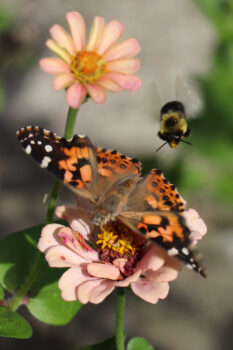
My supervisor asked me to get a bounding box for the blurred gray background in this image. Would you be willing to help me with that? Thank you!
[0,0,232,349]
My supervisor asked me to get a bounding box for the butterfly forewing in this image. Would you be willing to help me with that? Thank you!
[16,126,99,202]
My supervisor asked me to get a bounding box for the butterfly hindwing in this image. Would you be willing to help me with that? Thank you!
[120,169,206,277]
[97,147,142,177]
[96,147,142,197]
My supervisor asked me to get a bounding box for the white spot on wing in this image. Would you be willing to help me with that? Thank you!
[37,141,42,145]
[25,145,32,154]
[186,264,193,269]
[182,247,189,255]
[45,144,53,152]
[30,140,35,144]
[167,247,179,256]
[78,134,86,138]
[40,156,52,168]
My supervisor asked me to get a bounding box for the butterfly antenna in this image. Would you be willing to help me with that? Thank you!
[180,139,192,146]
[156,141,168,152]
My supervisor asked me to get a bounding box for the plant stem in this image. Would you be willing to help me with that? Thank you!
[46,107,79,223]
[9,107,79,311]
[115,288,126,350]
[64,106,79,139]
[8,252,44,311]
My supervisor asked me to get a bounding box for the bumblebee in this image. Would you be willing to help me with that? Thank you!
[157,100,191,151]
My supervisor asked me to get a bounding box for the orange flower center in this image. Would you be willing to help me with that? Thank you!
[70,51,107,84]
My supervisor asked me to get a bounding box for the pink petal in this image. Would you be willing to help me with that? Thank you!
[115,269,142,287]
[77,279,115,304]
[113,258,128,274]
[97,20,124,55]
[66,83,87,108]
[97,76,122,92]
[131,279,169,304]
[39,58,70,74]
[66,11,86,51]
[77,279,104,304]
[89,280,115,304]
[107,58,141,74]
[45,39,72,64]
[57,226,99,261]
[87,262,122,280]
[86,84,107,104]
[50,24,75,55]
[184,209,207,243]
[104,73,142,91]
[86,16,105,51]
[190,231,203,244]
[38,224,64,252]
[45,245,88,268]
[53,73,74,90]
[135,244,165,272]
[104,38,141,62]
[145,266,179,283]
[55,205,94,241]
[58,267,93,301]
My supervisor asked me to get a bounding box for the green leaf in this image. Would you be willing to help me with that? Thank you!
[127,337,155,350]
[0,306,32,338]
[0,224,44,292]
[77,336,116,350]
[0,284,4,300]
[28,262,82,325]
[0,223,82,325]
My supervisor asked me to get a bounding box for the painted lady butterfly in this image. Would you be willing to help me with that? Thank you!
[17,126,206,277]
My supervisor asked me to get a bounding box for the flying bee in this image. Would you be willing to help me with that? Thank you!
[157,100,191,152]
[150,76,203,152]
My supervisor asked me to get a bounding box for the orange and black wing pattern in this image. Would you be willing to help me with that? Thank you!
[96,147,142,196]
[16,126,99,201]
[97,147,142,177]
[121,169,206,277]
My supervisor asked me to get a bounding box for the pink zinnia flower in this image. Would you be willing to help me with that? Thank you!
[38,205,207,305]
[40,11,142,108]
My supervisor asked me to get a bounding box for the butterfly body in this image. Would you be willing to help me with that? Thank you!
[17,126,206,277]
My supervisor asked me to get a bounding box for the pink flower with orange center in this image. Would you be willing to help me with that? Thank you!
[38,205,207,305]
[39,11,142,108]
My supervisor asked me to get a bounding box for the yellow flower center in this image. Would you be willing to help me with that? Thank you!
[70,50,108,84]
[96,224,137,256]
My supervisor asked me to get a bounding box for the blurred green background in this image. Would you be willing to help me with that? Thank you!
[0,1,232,350]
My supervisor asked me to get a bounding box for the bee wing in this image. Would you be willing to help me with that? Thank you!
[141,80,161,123]
[175,76,203,118]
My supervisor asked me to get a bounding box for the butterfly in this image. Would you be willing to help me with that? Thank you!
[17,126,206,277]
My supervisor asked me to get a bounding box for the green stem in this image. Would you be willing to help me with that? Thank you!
[46,107,79,223]
[63,106,79,139]
[115,288,126,350]
[8,253,44,311]
[9,107,79,311]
